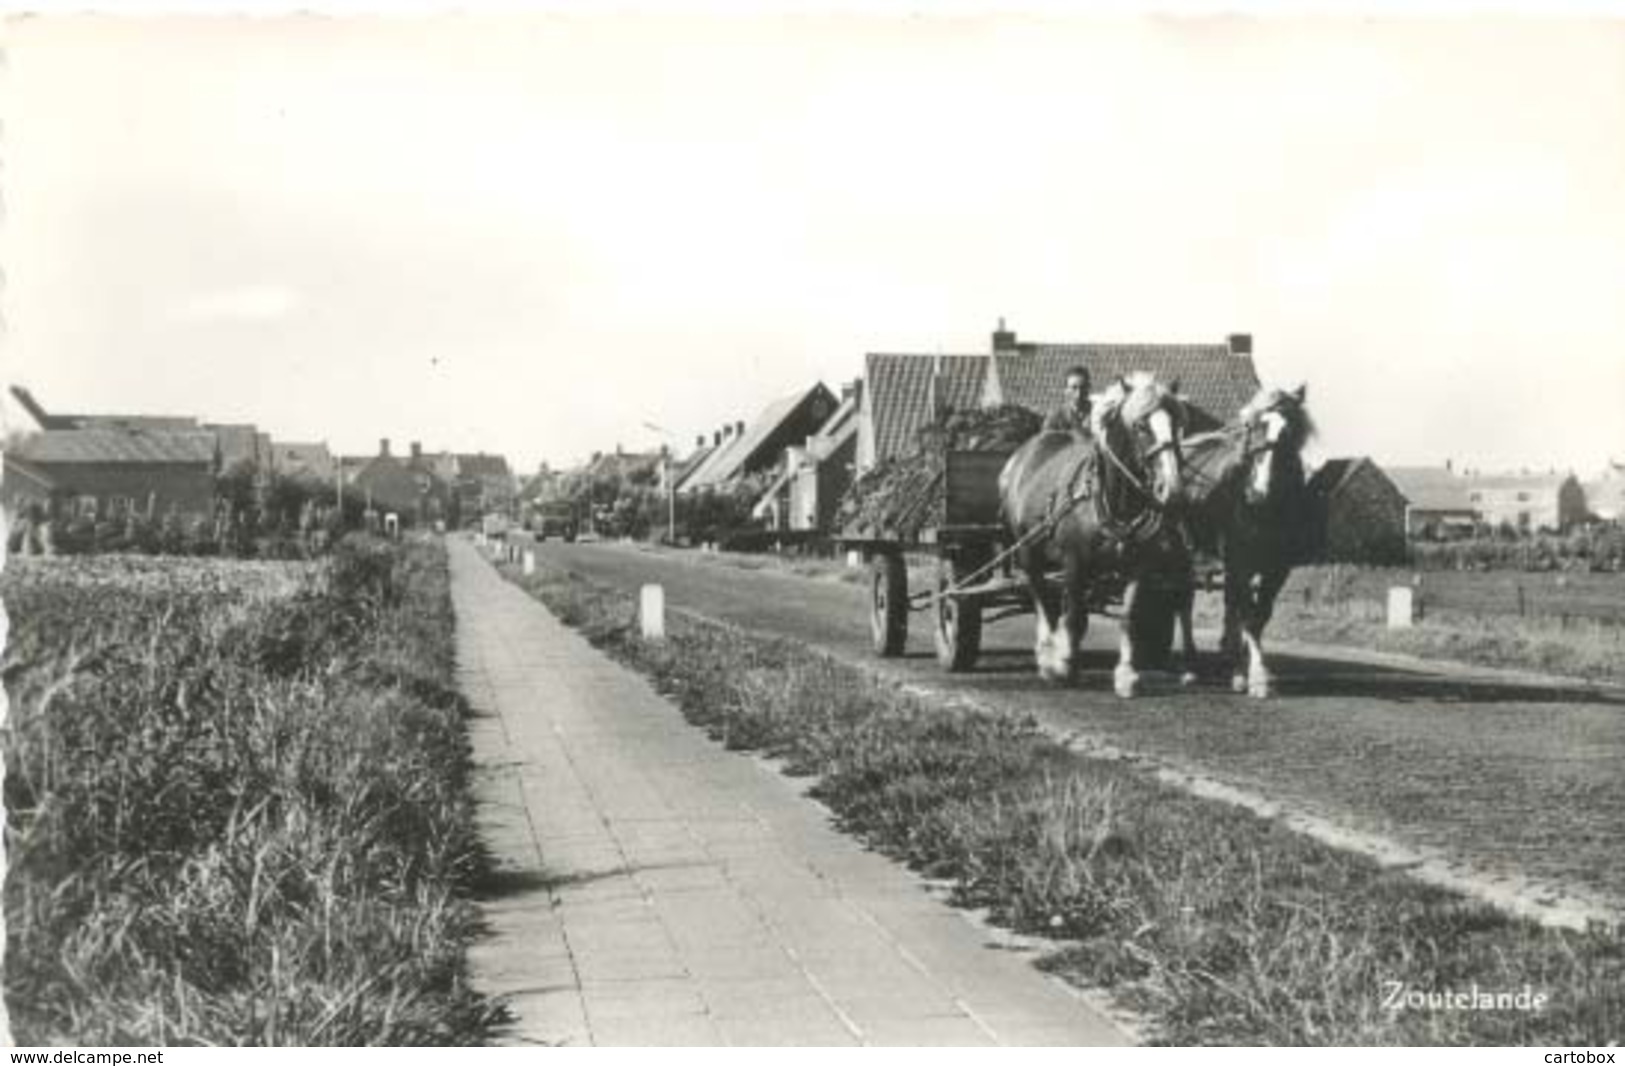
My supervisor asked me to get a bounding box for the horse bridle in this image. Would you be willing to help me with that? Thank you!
[1098,404,1180,502]
[1179,415,1277,498]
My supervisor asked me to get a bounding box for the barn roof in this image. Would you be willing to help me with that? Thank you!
[1308,458,1360,497]
[12,429,218,466]
[1386,466,1476,512]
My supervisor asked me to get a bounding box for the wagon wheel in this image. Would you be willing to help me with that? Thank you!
[935,551,985,672]
[870,551,908,657]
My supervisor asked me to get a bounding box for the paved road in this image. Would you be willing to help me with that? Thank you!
[451,539,1130,1046]
[528,539,1625,923]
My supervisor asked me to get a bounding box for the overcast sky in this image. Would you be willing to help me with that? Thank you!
[2,12,1622,475]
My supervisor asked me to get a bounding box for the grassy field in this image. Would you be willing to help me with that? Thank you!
[498,552,1624,1045]
[2,538,501,1045]
[1202,566,1625,685]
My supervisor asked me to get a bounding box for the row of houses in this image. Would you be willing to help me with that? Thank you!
[575,321,1264,537]
[1,386,516,529]
[578,321,1619,558]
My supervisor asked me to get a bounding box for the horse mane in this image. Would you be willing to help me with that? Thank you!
[1238,386,1315,450]
[1091,371,1182,438]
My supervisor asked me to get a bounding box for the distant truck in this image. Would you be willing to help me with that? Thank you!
[530,503,579,543]
[481,513,512,539]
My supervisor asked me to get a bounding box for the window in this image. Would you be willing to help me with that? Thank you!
[1516,491,1530,502]
[77,495,98,519]
[1469,492,1481,502]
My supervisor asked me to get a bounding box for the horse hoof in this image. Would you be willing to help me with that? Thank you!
[1114,667,1140,699]
[1248,678,1274,700]
[1230,674,1248,694]
[1180,672,1199,688]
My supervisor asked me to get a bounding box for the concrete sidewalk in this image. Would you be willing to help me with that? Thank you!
[450,539,1130,1047]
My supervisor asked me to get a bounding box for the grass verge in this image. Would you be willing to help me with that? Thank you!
[2,537,502,1045]
[1187,572,1625,686]
[497,552,1623,1046]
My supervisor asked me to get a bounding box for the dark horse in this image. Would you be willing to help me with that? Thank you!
[1161,384,1314,697]
[998,373,1187,698]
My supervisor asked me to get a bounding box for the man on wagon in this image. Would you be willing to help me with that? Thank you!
[1043,365,1093,437]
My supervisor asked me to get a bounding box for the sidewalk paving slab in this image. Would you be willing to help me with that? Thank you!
[450,539,1130,1048]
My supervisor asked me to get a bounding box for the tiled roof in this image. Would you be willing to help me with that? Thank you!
[865,354,989,464]
[986,345,1260,434]
[273,441,332,466]
[1463,473,1574,493]
[1386,467,1476,512]
[13,429,217,465]
[1308,458,1359,498]
[682,383,836,492]
[457,453,512,479]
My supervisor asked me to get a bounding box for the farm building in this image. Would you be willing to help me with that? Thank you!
[751,380,862,532]
[678,382,838,495]
[455,452,518,516]
[857,322,1261,471]
[270,441,336,484]
[1463,472,1587,534]
[349,439,454,527]
[1385,467,1479,538]
[1306,457,1409,563]
[1582,460,1625,522]
[9,385,200,432]
[2,428,218,519]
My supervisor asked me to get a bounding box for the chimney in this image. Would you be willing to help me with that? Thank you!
[410,441,422,461]
[735,420,745,437]
[713,430,722,447]
[379,438,390,457]
[695,435,706,448]
[992,317,1017,353]
[1446,458,1453,474]
[1227,333,1253,357]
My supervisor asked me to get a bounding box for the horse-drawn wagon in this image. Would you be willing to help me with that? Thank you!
[835,378,1187,680]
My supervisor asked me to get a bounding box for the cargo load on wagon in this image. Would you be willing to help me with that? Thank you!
[835,404,1042,541]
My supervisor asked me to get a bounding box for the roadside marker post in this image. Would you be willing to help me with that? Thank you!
[640,584,666,642]
[1387,586,1415,629]
[846,550,863,569]
[523,550,535,576]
